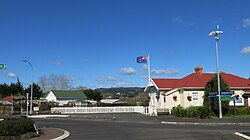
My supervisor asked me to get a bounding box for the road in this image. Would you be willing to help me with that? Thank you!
[34,113,249,140]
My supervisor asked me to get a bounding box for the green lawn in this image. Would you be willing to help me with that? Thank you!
[210,114,250,119]
[223,114,250,118]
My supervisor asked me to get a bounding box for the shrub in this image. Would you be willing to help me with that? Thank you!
[186,107,199,118]
[21,132,39,139]
[171,105,186,117]
[228,107,250,115]
[0,118,35,136]
[198,106,212,119]
[171,105,211,119]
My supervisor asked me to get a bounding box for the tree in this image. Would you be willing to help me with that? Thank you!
[24,83,43,99]
[38,75,48,92]
[9,78,24,96]
[0,83,10,98]
[38,74,72,92]
[0,81,24,98]
[83,89,102,101]
[203,74,230,116]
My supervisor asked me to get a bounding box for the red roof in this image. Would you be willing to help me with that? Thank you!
[0,95,25,101]
[152,72,250,90]
[153,78,179,89]
[244,90,250,93]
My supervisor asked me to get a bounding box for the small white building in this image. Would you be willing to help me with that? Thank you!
[44,90,87,106]
[145,66,250,115]
[100,99,120,104]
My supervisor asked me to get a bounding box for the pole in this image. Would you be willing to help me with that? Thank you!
[22,60,34,115]
[26,93,29,117]
[209,25,223,118]
[147,54,151,82]
[30,67,34,115]
[215,40,222,118]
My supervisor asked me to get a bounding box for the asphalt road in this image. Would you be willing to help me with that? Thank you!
[34,113,249,140]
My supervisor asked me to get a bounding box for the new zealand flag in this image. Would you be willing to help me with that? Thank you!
[136,56,148,63]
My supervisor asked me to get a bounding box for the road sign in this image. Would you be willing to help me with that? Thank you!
[0,64,7,70]
[221,91,234,96]
[208,91,234,99]
[221,96,234,101]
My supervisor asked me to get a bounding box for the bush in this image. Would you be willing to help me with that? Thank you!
[198,106,212,119]
[228,107,250,115]
[171,105,186,117]
[21,132,39,139]
[171,105,211,119]
[0,118,35,136]
[209,99,230,117]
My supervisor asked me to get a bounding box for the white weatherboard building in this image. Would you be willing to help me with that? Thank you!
[44,90,87,106]
[145,66,250,115]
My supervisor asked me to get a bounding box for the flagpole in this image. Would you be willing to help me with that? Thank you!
[147,54,151,82]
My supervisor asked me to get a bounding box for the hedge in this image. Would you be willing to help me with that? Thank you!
[0,118,35,136]
[228,107,250,115]
[171,105,211,119]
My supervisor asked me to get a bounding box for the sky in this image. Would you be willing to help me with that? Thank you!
[0,0,250,89]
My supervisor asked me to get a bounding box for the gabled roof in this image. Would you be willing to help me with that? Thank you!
[0,95,25,101]
[51,90,87,99]
[152,72,250,90]
[152,79,179,89]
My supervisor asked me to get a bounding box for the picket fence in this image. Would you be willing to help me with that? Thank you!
[51,106,147,114]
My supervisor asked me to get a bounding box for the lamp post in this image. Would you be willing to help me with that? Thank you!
[209,25,223,118]
[26,93,29,117]
[22,60,34,115]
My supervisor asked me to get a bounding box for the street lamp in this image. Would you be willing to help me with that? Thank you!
[26,93,29,117]
[22,60,34,115]
[209,25,223,118]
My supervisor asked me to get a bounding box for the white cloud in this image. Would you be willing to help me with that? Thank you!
[152,68,178,75]
[120,67,136,75]
[172,16,183,24]
[241,46,250,54]
[96,76,123,85]
[243,18,250,28]
[7,72,17,78]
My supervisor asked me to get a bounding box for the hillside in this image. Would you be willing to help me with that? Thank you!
[95,87,145,97]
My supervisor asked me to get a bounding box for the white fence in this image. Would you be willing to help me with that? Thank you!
[51,106,147,114]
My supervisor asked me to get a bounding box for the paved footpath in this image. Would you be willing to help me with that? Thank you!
[30,128,64,140]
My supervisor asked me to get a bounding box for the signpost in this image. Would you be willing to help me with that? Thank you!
[208,91,235,115]
[208,91,234,99]
[0,64,7,70]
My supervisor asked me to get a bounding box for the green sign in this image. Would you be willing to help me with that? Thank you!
[221,96,234,101]
[0,64,7,70]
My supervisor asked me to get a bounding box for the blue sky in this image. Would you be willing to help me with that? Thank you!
[0,0,250,88]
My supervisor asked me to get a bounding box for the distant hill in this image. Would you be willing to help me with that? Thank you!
[95,87,145,97]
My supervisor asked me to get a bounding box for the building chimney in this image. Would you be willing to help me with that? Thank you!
[195,66,203,75]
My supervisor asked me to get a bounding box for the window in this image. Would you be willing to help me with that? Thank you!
[192,92,198,100]
[192,92,199,106]
[164,96,166,103]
